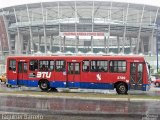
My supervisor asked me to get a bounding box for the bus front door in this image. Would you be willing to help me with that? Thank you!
[17,62,28,85]
[67,62,81,88]
[130,63,143,90]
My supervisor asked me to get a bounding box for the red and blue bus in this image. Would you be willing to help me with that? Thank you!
[6,55,150,94]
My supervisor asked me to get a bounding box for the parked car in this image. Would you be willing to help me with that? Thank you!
[154,79,160,87]
[150,75,156,83]
[0,73,7,83]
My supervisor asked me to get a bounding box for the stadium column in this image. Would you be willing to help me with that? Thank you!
[75,36,79,53]
[91,1,94,53]
[63,36,65,52]
[117,36,120,53]
[140,38,144,54]
[59,36,62,52]
[50,35,53,52]
[104,35,106,53]
[15,33,23,54]
[149,36,156,55]
[41,2,47,54]
[122,3,129,54]
[13,7,22,55]
[107,27,110,54]
[129,37,133,53]
[91,36,93,52]
[136,5,145,54]
[38,34,41,52]
[26,4,34,54]
[150,8,159,55]
[2,8,11,54]
[104,31,110,54]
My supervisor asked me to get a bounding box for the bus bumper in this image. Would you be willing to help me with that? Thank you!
[142,84,151,91]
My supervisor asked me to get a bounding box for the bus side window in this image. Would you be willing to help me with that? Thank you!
[39,60,49,71]
[109,60,126,73]
[29,60,38,71]
[55,60,65,72]
[9,60,16,71]
[90,60,108,72]
[82,60,90,72]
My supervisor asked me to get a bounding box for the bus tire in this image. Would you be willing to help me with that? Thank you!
[39,80,50,91]
[116,83,128,95]
[6,84,11,88]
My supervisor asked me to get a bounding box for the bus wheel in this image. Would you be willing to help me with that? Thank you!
[6,84,12,88]
[116,83,128,95]
[39,80,50,91]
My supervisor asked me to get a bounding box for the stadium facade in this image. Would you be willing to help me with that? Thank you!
[0,0,160,55]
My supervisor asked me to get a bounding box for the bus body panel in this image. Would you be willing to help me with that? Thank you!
[6,55,150,91]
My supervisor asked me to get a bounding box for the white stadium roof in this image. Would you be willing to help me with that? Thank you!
[0,0,160,9]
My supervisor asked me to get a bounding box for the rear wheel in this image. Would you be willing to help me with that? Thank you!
[6,84,12,88]
[116,83,128,95]
[39,80,50,91]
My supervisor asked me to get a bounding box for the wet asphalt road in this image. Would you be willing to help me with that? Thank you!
[0,83,159,120]
[0,96,160,120]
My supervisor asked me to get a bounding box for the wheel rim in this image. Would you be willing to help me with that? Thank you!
[119,85,126,93]
[41,82,47,89]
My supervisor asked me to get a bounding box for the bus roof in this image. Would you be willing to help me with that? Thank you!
[7,55,145,60]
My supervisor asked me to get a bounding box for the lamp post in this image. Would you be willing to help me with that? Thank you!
[156,33,159,73]
[156,17,160,73]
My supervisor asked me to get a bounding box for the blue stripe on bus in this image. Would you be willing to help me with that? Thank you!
[128,84,150,91]
[7,79,114,89]
[7,79,150,91]
[7,79,38,87]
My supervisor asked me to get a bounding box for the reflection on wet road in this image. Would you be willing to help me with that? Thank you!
[0,83,160,120]
[0,96,159,120]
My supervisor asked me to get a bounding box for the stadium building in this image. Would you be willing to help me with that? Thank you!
[0,0,160,56]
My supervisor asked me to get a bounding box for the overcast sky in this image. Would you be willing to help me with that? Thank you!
[0,0,160,8]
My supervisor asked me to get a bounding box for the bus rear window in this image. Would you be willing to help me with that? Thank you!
[9,60,16,71]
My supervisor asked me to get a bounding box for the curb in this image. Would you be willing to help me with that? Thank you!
[0,92,160,102]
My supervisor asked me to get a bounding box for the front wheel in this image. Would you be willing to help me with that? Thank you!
[39,80,50,91]
[116,83,128,95]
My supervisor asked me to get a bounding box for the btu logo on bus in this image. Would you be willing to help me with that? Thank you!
[37,72,51,78]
